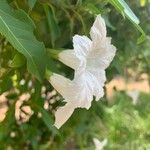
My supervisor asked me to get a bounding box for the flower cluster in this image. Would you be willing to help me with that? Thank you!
[49,15,116,129]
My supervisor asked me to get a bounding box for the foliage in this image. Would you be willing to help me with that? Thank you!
[0,0,47,81]
[0,0,149,149]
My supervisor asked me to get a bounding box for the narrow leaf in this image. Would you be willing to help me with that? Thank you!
[43,4,60,47]
[109,0,145,43]
[28,0,37,10]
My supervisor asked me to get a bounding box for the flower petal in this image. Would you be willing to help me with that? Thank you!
[90,15,106,42]
[59,50,80,70]
[49,73,71,98]
[54,102,75,129]
[73,35,92,57]
[88,68,106,85]
[88,68,106,100]
[73,72,96,109]
[87,38,116,70]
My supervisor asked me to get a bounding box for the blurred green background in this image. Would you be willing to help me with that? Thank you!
[0,0,150,149]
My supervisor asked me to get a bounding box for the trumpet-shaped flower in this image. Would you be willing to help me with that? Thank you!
[59,15,116,73]
[50,72,105,129]
[59,15,116,100]
[50,15,116,128]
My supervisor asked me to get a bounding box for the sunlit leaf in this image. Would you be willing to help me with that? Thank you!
[140,0,146,7]
[109,0,145,43]
[10,53,26,68]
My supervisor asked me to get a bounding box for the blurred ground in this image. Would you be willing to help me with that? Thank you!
[106,73,150,99]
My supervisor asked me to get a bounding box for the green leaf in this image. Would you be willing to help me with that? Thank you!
[140,0,146,7]
[84,3,101,15]
[28,0,37,10]
[34,104,58,135]
[39,107,55,131]
[109,0,145,43]
[0,0,47,81]
[10,53,26,68]
[39,142,51,150]
[43,4,60,47]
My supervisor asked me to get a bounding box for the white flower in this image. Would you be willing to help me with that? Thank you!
[59,15,116,73]
[50,73,104,129]
[93,138,108,150]
[50,15,116,129]
[59,15,116,100]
